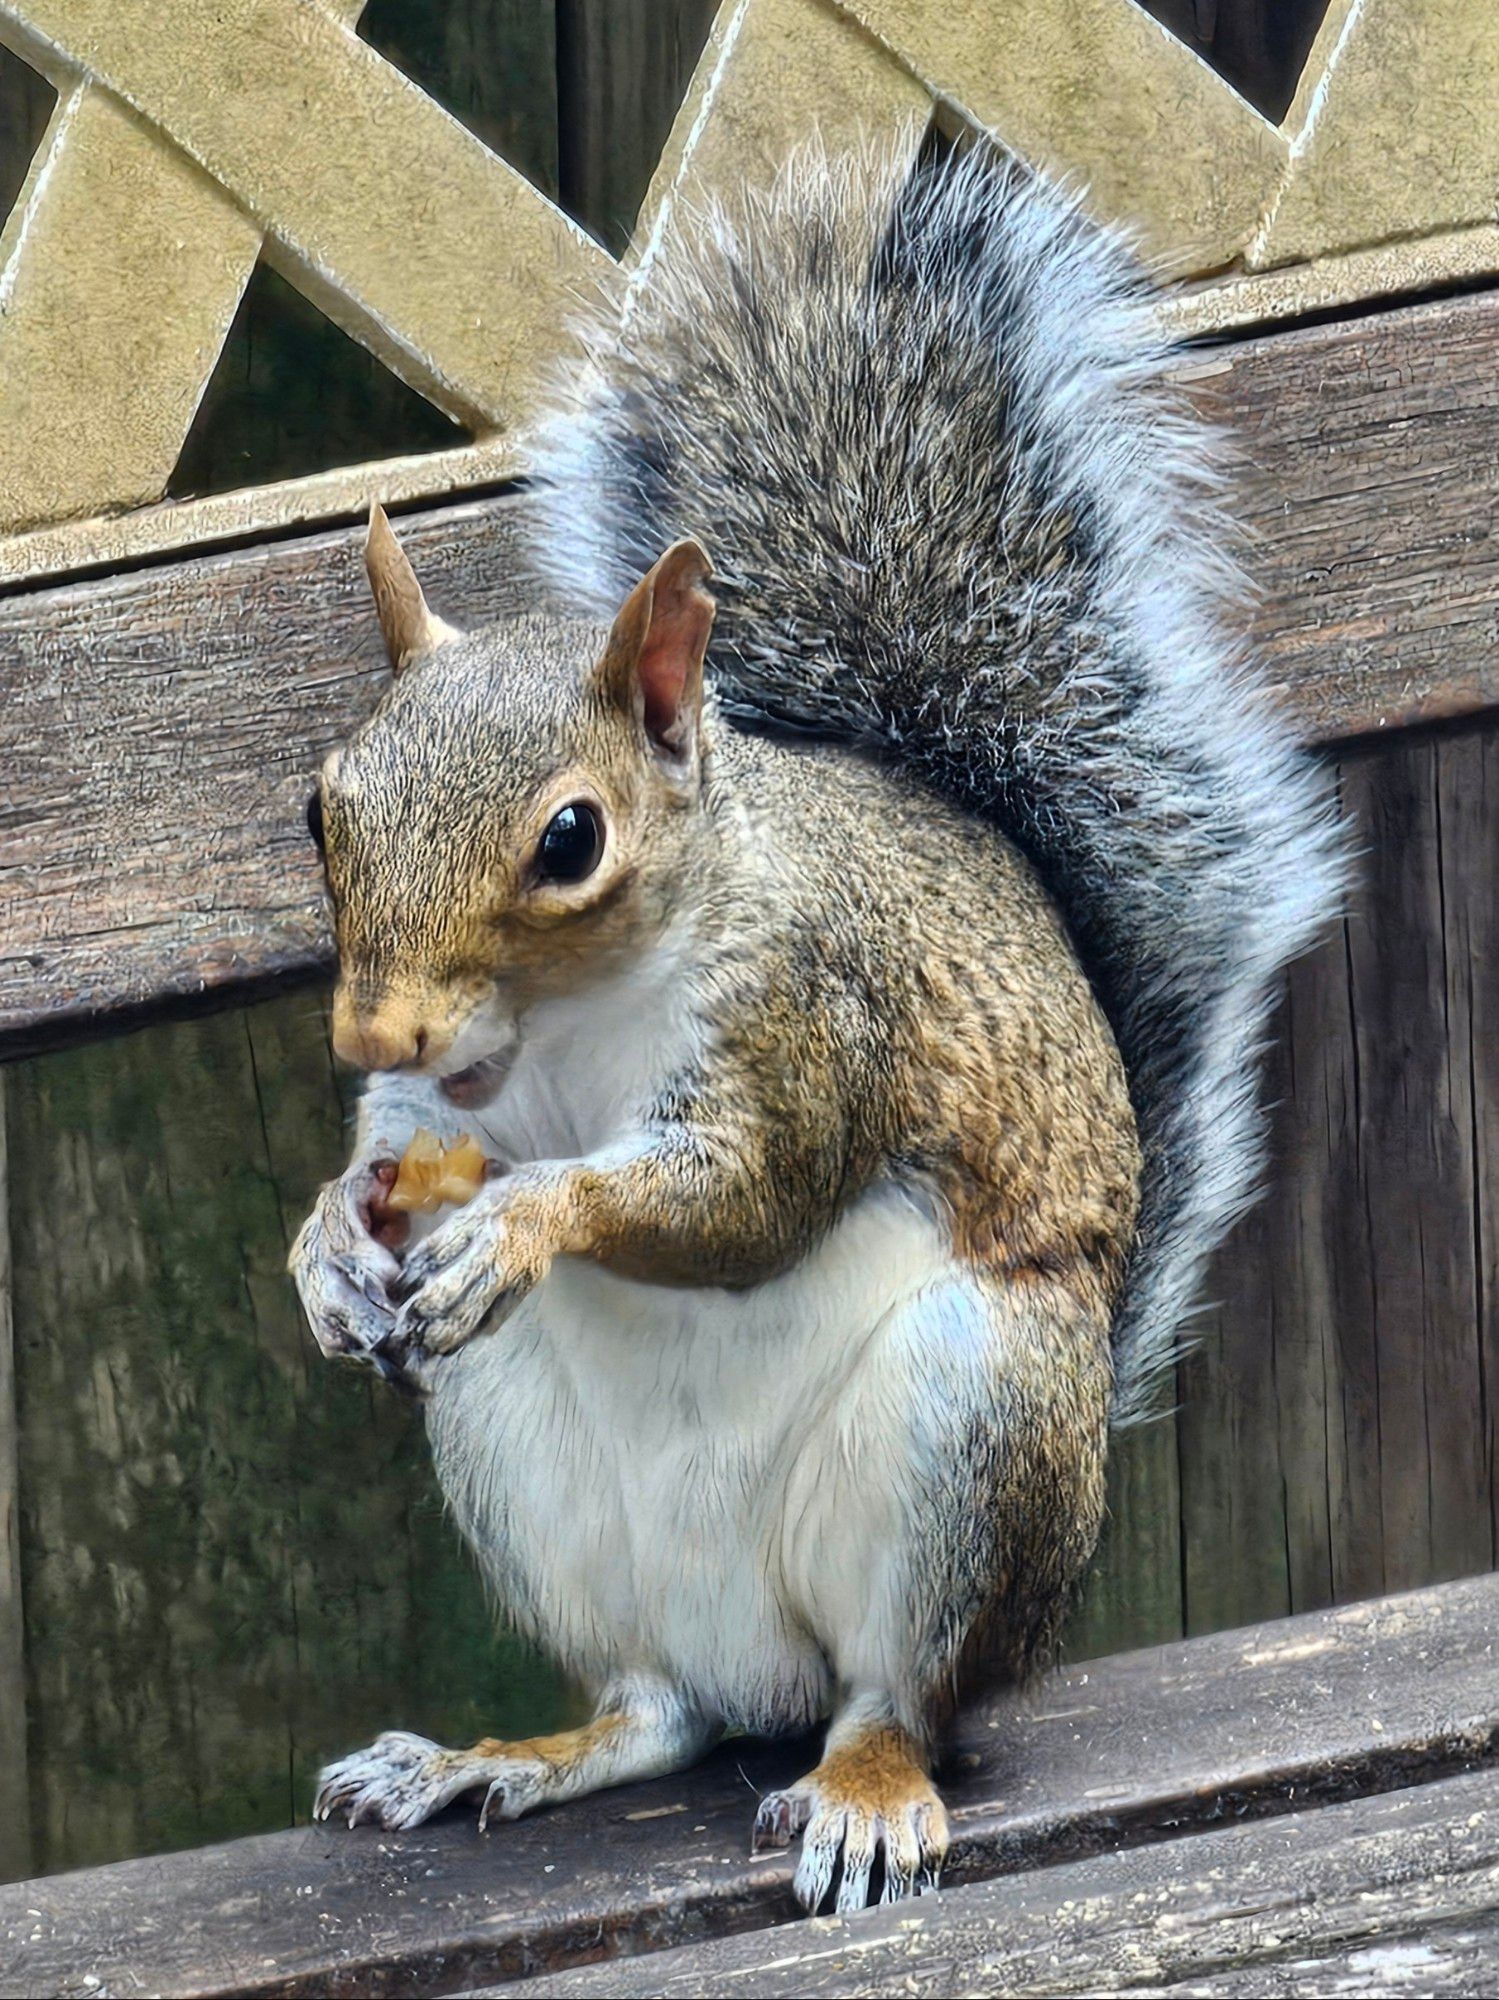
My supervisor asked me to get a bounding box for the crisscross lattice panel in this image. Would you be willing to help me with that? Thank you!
[0,0,1495,579]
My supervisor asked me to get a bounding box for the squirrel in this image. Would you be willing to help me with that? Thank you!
[291,136,1343,1910]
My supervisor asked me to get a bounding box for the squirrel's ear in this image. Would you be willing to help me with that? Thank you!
[600,538,715,760]
[365,503,461,674]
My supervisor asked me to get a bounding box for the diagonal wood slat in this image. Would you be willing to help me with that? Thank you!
[2,0,1498,577]
[0,79,260,536]
[630,0,928,273]
[1,286,1497,1055]
[842,0,1287,271]
[0,0,368,537]
[7,0,610,431]
[1252,0,1499,271]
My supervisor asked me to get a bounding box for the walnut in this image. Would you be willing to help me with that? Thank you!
[386,1129,489,1214]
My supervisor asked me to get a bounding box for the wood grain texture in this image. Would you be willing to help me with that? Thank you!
[1172,723,1499,1639]
[516,1766,1499,1998]
[1224,292,1499,740]
[2,287,1497,1054]
[0,1071,29,1884]
[1060,1408,1182,1661]
[0,493,533,1056]
[2,1575,1496,1996]
[2,991,573,1885]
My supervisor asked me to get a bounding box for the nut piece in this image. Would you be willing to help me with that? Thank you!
[387,1129,489,1214]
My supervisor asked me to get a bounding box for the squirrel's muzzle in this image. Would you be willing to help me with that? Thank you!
[331,986,442,1073]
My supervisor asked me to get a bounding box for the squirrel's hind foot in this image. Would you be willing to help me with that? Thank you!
[315,1692,717,1835]
[753,1721,948,1912]
[313,1730,510,1832]
[312,1725,610,1833]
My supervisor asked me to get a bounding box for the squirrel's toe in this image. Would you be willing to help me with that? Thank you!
[764,1733,949,1912]
[752,1787,810,1853]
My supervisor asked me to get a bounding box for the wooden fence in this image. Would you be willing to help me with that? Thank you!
[2,0,1498,1892]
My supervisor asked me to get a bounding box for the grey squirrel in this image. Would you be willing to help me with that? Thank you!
[291,136,1344,1910]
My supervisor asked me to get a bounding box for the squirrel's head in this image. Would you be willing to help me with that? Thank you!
[312,505,716,1105]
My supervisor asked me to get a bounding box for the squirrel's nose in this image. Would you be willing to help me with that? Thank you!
[331,991,430,1071]
[333,1017,422,1071]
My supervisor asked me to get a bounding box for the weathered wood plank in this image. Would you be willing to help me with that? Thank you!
[2,1576,1496,1998]
[1455,728,1499,1568]
[1347,735,1491,1591]
[1060,1409,1182,1660]
[1222,290,1499,739]
[515,1766,1499,1998]
[1173,726,1499,1636]
[1178,1169,1293,1637]
[1271,760,1387,1614]
[0,1071,29,1885]
[2,993,570,1884]
[1,286,1497,1054]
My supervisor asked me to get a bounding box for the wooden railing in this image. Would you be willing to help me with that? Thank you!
[3,1576,1497,1994]
[5,285,1499,1060]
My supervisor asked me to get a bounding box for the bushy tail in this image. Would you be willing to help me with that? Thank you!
[524,137,1346,1422]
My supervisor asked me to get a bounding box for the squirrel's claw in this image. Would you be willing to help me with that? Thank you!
[393,1193,538,1356]
[752,1788,811,1852]
[392,1273,531,1358]
[753,1772,948,1912]
[290,1163,414,1377]
[333,1248,401,1312]
[394,1197,491,1296]
[314,1731,473,1831]
[366,1338,433,1400]
[291,1235,397,1361]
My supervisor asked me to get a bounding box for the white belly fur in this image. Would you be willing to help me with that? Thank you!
[421,942,965,1734]
[425,1187,957,1735]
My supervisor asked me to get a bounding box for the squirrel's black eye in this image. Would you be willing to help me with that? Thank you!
[306,789,325,852]
[536,802,603,884]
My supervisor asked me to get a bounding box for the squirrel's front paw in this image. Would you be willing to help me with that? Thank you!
[394,1183,547,1356]
[290,1161,405,1363]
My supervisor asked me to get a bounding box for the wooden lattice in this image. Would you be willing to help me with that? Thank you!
[1,0,1495,578]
